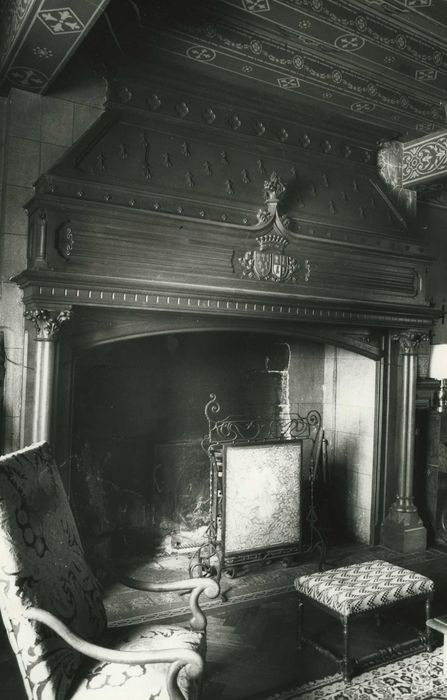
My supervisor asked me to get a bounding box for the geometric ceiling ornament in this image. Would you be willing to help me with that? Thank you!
[405,0,432,6]
[6,66,48,89]
[186,46,217,62]
[37,8,84,34]
[242,0,270,12]
[0,0,111,95]
[415,68,438,81]
[334,34,365,52]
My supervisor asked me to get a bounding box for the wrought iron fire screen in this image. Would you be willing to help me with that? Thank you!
[191,393,326,578]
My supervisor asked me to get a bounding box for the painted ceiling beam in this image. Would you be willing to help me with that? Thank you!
[402,129,447,188]
[0,0,111,95]
[379,129,447,193]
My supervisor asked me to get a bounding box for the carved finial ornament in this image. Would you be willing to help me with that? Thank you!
[392,330,429,355]
[25,309,72,340]
[264,171,285,202]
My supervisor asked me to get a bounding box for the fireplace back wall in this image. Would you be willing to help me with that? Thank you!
[71,331,376,561]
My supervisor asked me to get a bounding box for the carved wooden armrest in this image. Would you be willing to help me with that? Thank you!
[104,562,220,631]
[24,607,202,700]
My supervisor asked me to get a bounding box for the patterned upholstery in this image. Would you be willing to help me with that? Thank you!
[294,560,434,617]
[72,623,204,700]
[0,443,206,700]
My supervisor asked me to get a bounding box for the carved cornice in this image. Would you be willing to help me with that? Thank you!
[24,308,72,340]
[14,272,441,330]
[392,330,430,355]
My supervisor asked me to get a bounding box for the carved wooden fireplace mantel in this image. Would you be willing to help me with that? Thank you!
[13,71,442,553]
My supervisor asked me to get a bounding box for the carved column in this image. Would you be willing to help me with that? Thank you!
[382,330,428,552]
[25,308,72,444]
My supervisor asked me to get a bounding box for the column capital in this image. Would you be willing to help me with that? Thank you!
[392,330,430,355]
[25,308,72,341]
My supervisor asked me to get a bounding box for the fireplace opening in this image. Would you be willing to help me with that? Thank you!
[70,331,378,567]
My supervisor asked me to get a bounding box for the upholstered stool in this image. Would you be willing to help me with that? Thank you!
[295,559,434,681]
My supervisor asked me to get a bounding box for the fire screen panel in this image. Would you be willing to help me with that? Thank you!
[223,441,302,559]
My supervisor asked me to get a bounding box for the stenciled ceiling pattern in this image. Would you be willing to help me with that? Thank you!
[0,0,110,94]
[118,0,447,137]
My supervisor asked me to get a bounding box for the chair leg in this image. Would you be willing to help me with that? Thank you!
[297,597,303,651]
[342,616,350,682]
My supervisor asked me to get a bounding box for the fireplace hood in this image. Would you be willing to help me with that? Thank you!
[13,71,439,332]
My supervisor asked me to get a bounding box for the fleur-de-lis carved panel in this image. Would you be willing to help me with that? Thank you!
[57,113,407,239]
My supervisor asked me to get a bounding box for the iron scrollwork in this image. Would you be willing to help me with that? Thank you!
[189,394,327,580]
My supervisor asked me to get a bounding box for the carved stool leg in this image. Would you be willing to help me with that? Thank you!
[342,616,350,682]
[425,597,434,652]
[297,598,303,651]
[443,640,447,677]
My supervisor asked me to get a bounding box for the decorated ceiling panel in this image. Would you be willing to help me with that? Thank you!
[0,0,110,94]
[102,0,447,137]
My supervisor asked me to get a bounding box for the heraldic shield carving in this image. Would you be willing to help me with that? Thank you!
[239,233,300,283]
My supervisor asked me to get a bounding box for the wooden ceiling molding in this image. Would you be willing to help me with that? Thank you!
[0,0,111,95]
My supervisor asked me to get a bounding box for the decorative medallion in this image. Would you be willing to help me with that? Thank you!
[277,76,300,89]
[57,223,74,260]
[415,68,438,81]
[147,94,161,110]
[186,45,216,62]
[334,34,365,51]
[242,0,270,12]
[405,0,432,6]
[37,8,84,34]
[239,234,299,283]
[351,102,375,112]
[176,101,190,117]
[203,107,216,124]
[7,66,47,88]
[33,46,53,59]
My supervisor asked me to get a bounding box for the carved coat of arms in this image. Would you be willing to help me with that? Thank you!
[239,233,299,283]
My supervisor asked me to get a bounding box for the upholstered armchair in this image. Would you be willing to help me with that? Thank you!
[0,442,219,700]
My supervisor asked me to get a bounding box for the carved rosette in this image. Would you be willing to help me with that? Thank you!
[392,330,429,355]
[25,309,72,340]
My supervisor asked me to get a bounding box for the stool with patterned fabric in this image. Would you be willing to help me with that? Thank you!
[294,559,434,681]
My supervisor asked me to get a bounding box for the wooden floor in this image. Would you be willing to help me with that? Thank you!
[3,544,447,700]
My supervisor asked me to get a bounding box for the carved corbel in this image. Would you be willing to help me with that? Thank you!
[392,330,429,355]
[25,308,72,341]
[377,141,416,219]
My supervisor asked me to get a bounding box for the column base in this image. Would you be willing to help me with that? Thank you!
[381,506,427,553]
